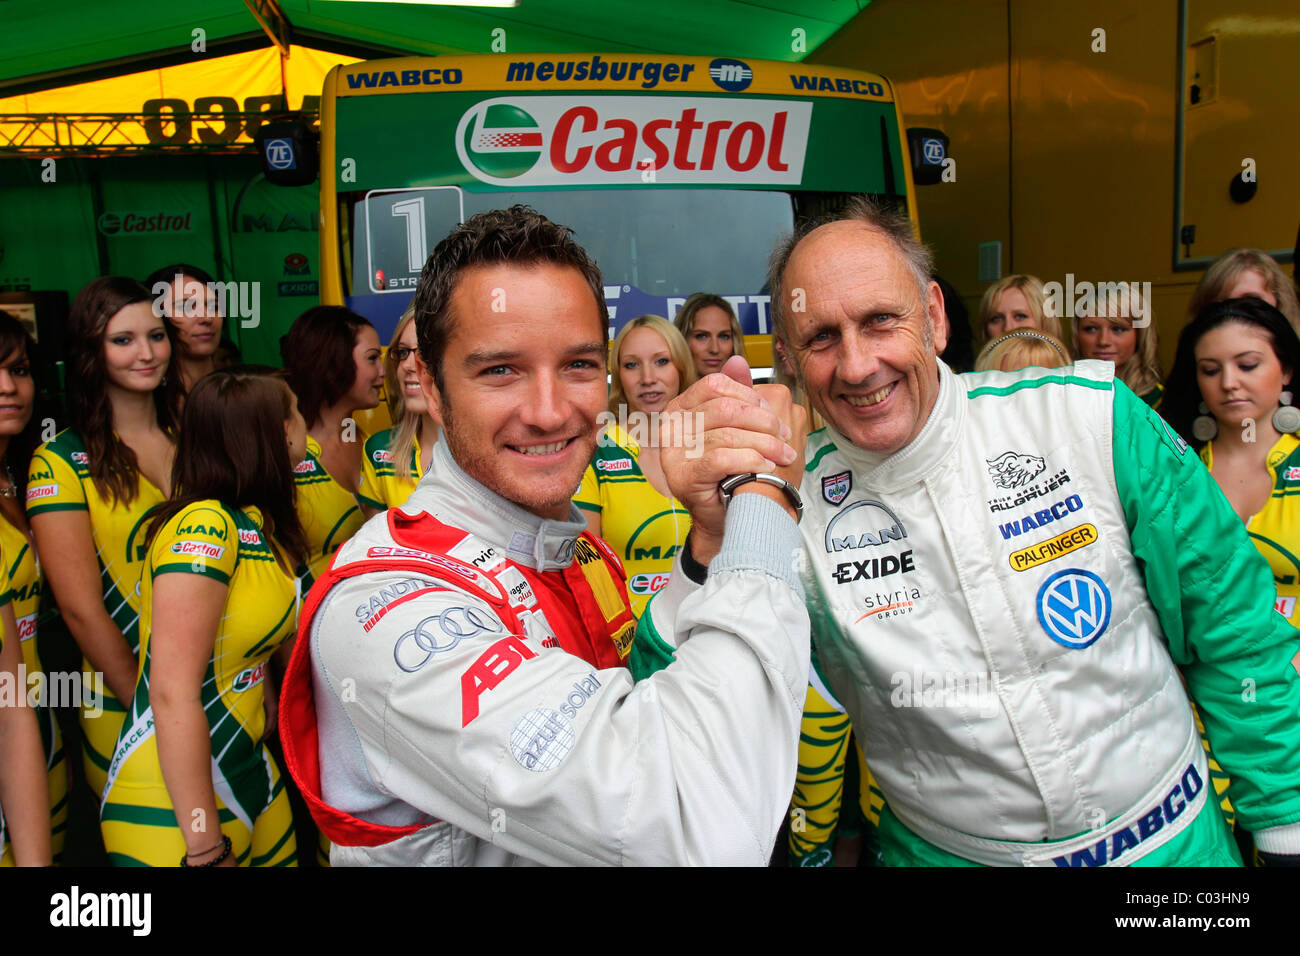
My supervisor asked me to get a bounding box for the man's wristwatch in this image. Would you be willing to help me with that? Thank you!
[718,472,803,520]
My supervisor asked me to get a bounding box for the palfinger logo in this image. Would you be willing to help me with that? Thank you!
[459,102,544,180]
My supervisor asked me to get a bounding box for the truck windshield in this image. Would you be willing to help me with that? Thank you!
[343,186,793,319]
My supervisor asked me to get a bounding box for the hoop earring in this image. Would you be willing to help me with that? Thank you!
[1273,389,1300,434]
[1192,401,1218,442]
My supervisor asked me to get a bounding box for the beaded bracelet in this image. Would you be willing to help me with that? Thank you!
[181,834,232,868]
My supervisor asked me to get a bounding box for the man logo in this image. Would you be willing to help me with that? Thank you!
[709,58,753,92]
[823,499,907,553]
[986,451,1046,489]
[457,102,544,180]
[1037,568,1111,649]
[822,470,851,506]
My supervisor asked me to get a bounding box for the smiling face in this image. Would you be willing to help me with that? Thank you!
[346,324,384,411]
[1195,321,1290,432]
[1075,315,1137,366]
[618,325,681,415]
[985,287,1037,339]
[0,345,35,437]
[687,305,735,376]
[103,301,170,394]
[781,221,947,455]
[420,262,608,520]
[158,274,223,360]
[393,320,426,415]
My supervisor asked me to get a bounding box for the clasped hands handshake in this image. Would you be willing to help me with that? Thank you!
[659,356,807,565]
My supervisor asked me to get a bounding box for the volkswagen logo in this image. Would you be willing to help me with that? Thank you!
[1036,568,1111,649]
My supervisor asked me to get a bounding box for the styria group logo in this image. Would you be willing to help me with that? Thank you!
[458,102,544,180]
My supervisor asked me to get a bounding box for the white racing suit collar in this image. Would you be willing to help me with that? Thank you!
[823,359,963,493]
[400,439,589,571]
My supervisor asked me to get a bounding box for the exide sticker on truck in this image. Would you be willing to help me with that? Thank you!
[455,96,812,187]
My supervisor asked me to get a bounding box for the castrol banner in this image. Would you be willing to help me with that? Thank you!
[454,97,811,187]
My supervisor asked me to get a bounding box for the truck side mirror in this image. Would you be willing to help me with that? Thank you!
[255,120,319,187]
[907,128,949,186]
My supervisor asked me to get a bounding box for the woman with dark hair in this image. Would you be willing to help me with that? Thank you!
[100,368,307,867]
[144,263,240,393]
[27,277,179,801]
[0,312,69,866]
[1150,296,1300,837]
[358,305,439,517]
[281,306,382,579]
[0,553,50,866]
[1165,297,1300,631]
[673,293,747,377]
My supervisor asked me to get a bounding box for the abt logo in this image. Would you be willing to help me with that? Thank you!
[461,635,537,726]
[456,96,811,187]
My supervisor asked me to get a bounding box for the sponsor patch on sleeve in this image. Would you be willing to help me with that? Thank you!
[25,484,59,502]
[170,540,226,559]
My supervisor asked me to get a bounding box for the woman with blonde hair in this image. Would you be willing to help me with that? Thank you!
[576,315,695,619]
[358,305,439,517]
[1188,248,1300,337]
[1072,285,1164,407]
[978,274,1062,342]
[975,329,1072,373]
[673,293,747,377]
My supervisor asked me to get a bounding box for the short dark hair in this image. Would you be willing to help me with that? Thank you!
[0,310,42,501]
[280,305,375,428]
[144,262,215,293]
[768,195,932,341]
[411,205,608,390]
[1164,296,1300,449]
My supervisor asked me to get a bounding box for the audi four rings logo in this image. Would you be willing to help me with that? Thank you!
[393,606,502,672]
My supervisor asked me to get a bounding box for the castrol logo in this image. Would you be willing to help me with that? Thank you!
[455,96,811,187]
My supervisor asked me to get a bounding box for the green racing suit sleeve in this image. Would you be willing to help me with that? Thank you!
[1112,379,1300,851]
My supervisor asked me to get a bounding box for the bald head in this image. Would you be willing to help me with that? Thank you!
[768,196,933,343]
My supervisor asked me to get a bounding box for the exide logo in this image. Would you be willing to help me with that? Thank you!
[455,96,811,188]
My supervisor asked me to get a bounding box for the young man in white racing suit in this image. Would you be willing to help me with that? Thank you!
[279,206,811,866]
[758,197,1300,866]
